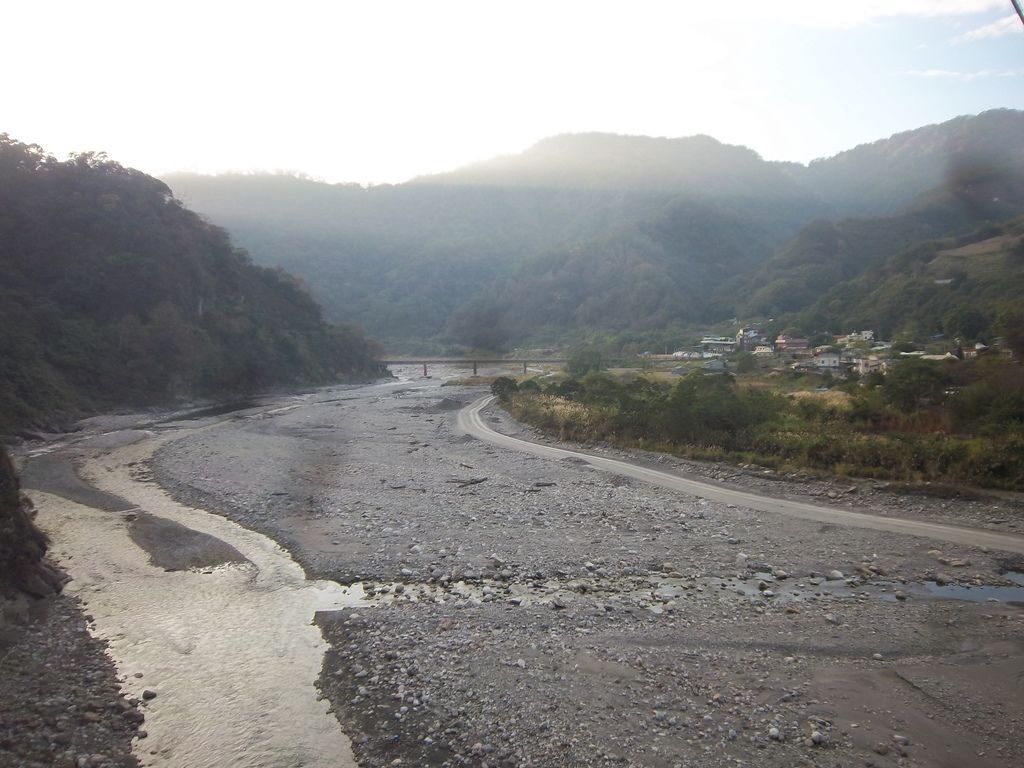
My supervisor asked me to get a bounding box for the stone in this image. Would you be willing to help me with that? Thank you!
[141,690,157,701]
[826,570,844,581]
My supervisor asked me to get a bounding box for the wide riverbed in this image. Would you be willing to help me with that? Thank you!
[24,369,1024,768]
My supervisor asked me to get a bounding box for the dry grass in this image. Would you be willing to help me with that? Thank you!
[937,234,1013,258]
[788,389,853,410]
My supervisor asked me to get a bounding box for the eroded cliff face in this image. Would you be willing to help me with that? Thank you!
[1,448,65,623]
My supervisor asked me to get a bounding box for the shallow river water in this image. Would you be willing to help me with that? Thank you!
[34,431,365,768]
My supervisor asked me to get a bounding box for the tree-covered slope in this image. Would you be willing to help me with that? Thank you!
[793,215,1024,343]
[0,135,383,433]
[161,111,1024,351]
[445,199,778,349]
[785,109,1024,217]
[164,146,828,349]
[734,162,1024,323]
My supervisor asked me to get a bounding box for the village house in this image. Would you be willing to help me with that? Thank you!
[961,342,988,359]
[753,344,775,357]
[836,330,875,346]
[775,335,809,354]
[812,350,842,371]
[700,336,737,357]
[857,356,889,376]
[735,327,769,351]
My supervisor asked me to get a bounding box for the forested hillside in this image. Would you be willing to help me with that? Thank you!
[165,138,829,349]
[788,214,1024,343]
[786,109,1024,217]
[163,110,1024,352]
[0,135,383,433]
[734,162,1024,324]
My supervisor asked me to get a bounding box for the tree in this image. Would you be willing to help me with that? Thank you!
[732,352,757,373]
[567,345,604,377]
[491,376,519,401]
[883,359,950,411]
[666,372,747,448]
[943,305,988,341]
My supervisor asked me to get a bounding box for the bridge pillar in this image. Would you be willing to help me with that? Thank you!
[473,361,478,376]
[522,361,527,375]
[423,363,428,377]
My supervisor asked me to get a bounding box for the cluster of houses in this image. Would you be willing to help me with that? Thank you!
[664,326,1002,378]
[669,328,893,377]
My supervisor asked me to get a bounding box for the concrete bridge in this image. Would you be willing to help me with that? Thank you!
[381,358,569,376]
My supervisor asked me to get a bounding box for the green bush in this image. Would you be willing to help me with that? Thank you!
[490,376,519,401]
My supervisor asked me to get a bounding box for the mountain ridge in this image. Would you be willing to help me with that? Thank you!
[160,109,1024,351]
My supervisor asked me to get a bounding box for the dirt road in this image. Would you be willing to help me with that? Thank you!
[458,395,1024,555]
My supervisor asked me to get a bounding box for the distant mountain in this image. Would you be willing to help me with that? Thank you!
[785,109,1024,217]
[412,132,813,200]
[162,110,1024,351]
[734,161,1024,339]
[163,133,839,349]
[0,135,382,433]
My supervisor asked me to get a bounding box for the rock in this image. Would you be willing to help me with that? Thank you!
[935,573,952,586]
[141,690,157,701]
[769,726,782,740]
[811,730,826,745]
[826,570,844,581]
[824,613,841,625]
[772,568,788,579]
[894,590,907,601]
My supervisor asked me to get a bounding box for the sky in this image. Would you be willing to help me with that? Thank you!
[3,1,1022,184]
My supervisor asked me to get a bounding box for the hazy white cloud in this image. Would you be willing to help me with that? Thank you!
[907,67,1024,81]
[747,0,1007,27]
[2,0,1021,182]
[953,15,1023,42]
